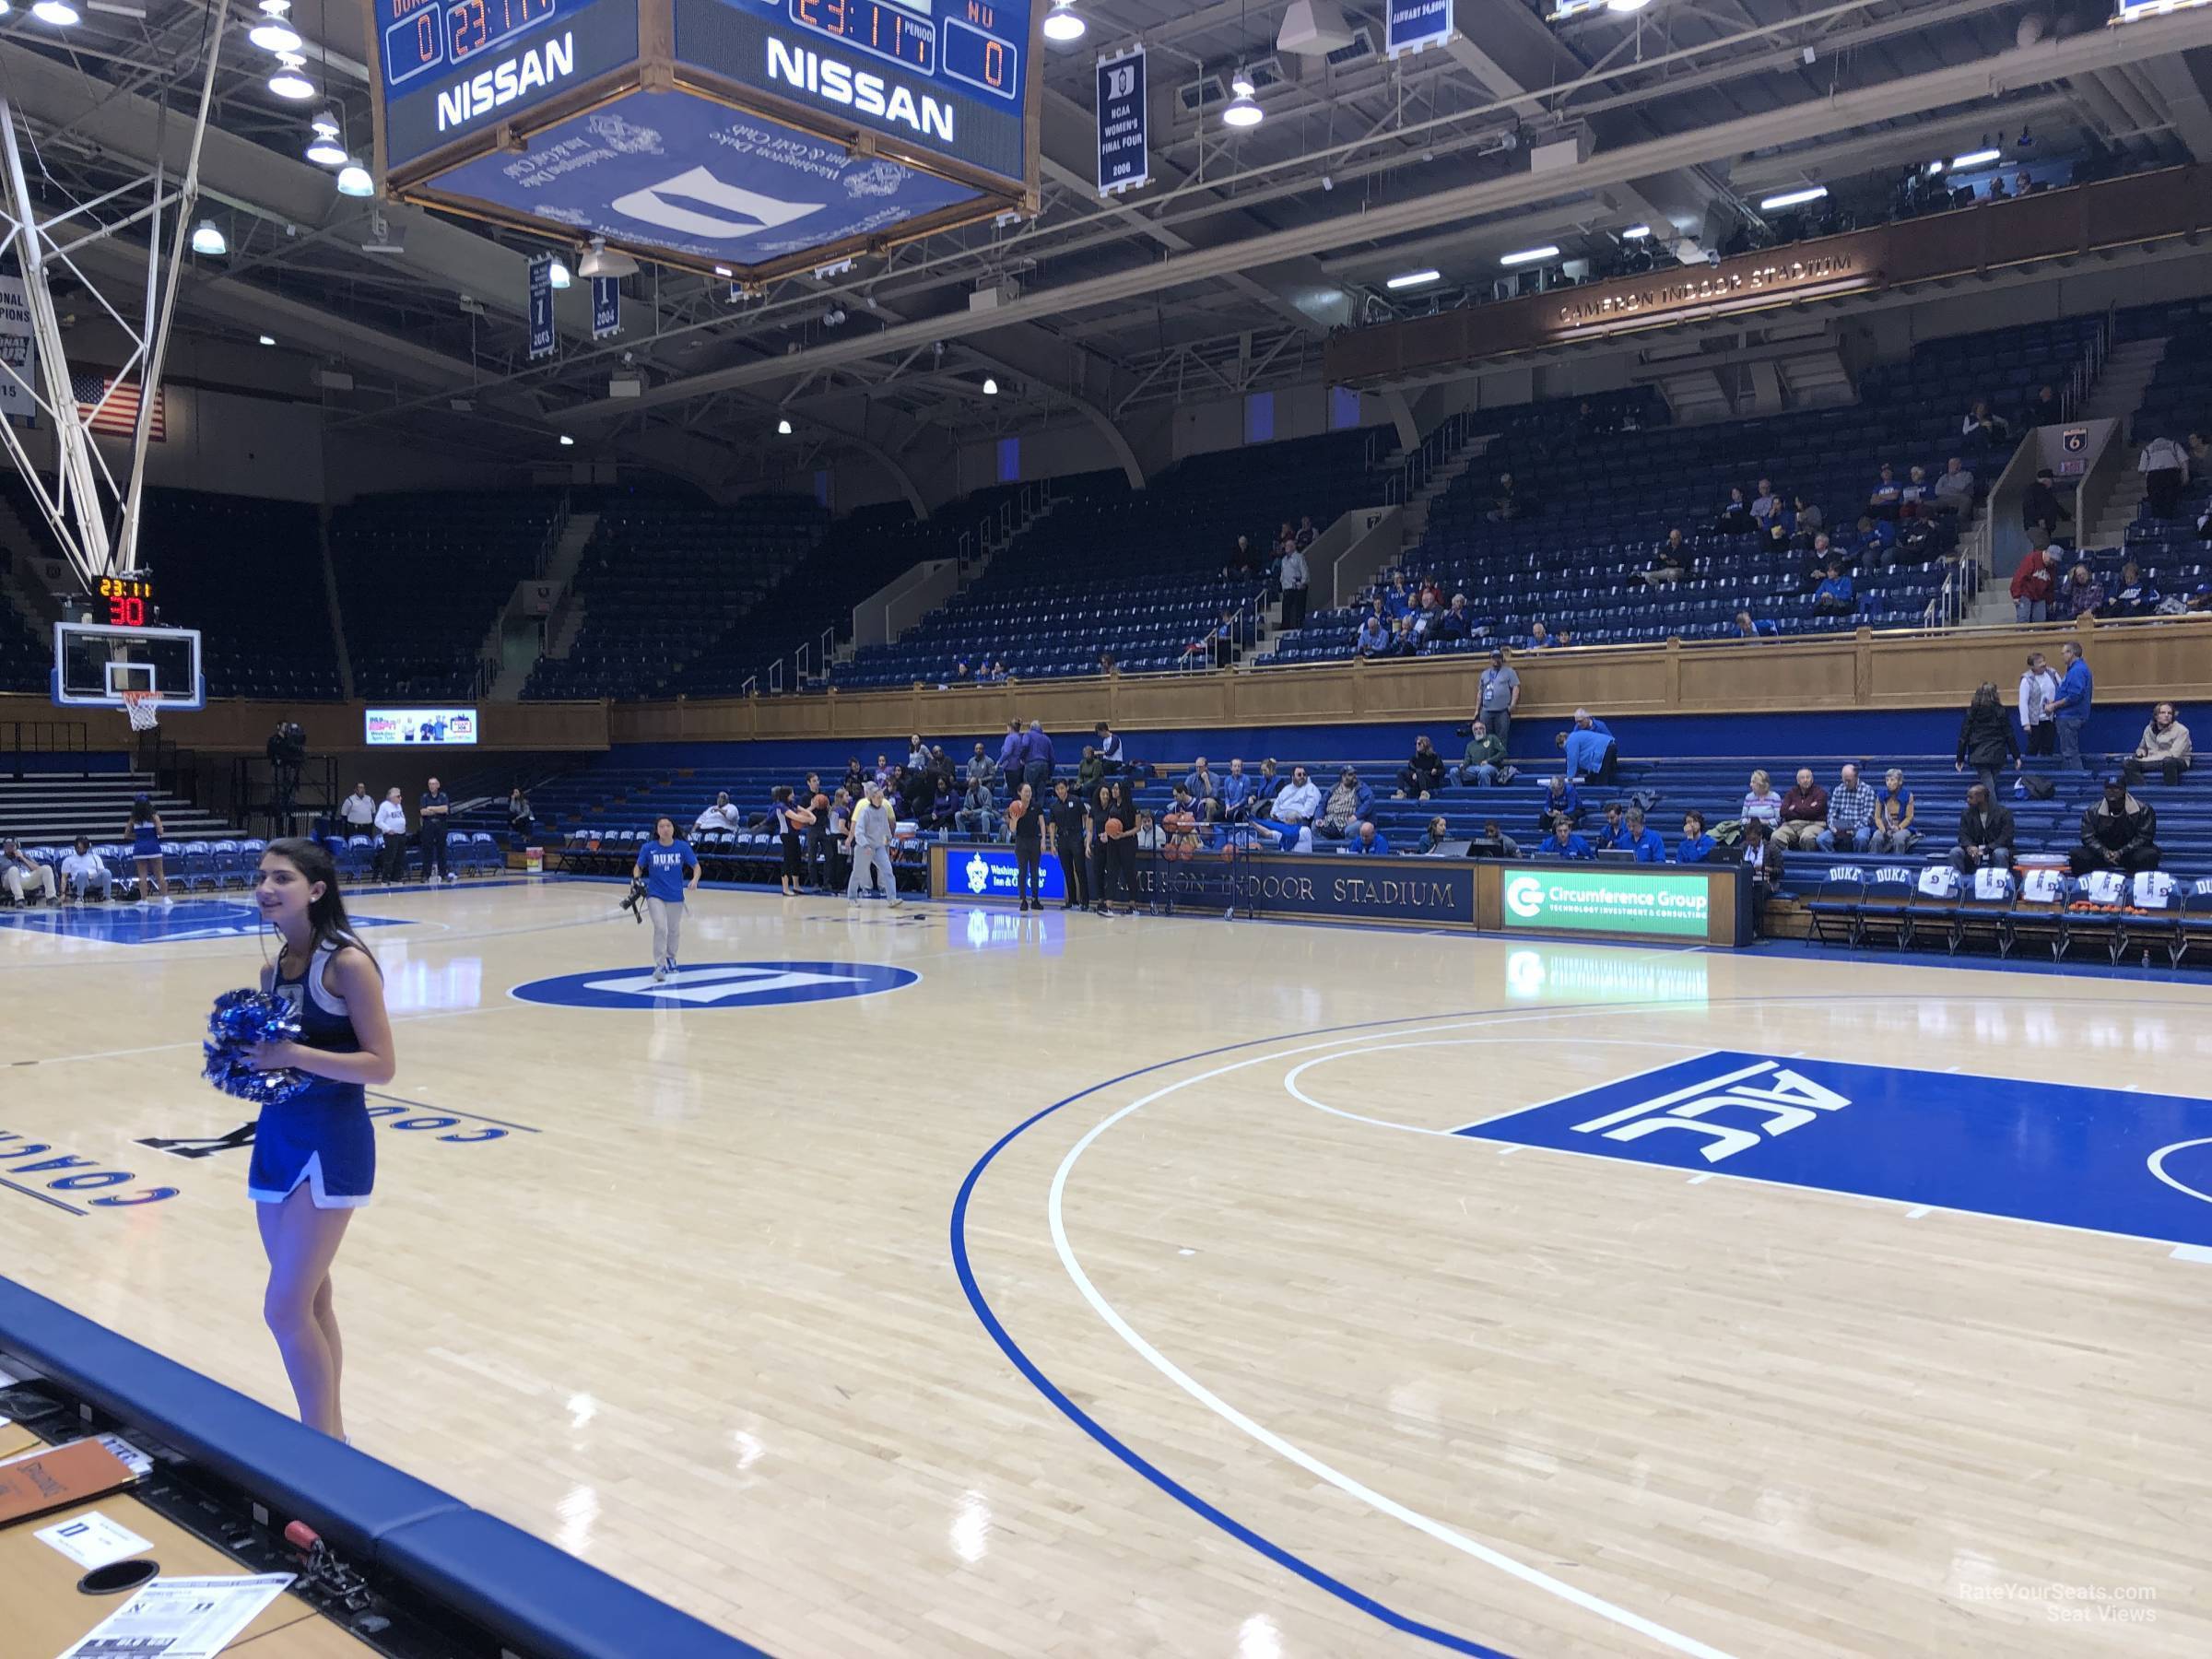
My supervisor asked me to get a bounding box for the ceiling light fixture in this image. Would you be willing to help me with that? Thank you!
[1222,88,1263,128]
[1950,147,2001,170]
[305,133,346,165]
[1384,269,1441,289]
[268,61,316,100]
[1621,223,1652,240]
[777,418,794,435]
[982,376,1000,394]
[1759,185,1828,210]
[1606,0,1652,10]
[248,18,300,51]
[258,334,276,346]
[559,433,575,447]
[335,160,373,197]
[190,219,228,256]
[30,0,78,23]
[311,106,341,139]
[712,264,733,277]
[547,258,572,289]
[1499,244,1560,266]
[1041,0,1084,41]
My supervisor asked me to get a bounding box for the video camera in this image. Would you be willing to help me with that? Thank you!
[618,876,648,923]
[267,722,308,769]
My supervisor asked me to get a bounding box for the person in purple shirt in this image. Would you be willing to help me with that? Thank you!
[996,721,1024,782]
[1019,720,1054,799]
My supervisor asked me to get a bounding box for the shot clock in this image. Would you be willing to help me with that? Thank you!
[96,575,156,628]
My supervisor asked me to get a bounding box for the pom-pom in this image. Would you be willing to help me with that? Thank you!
[202,989,313,1107]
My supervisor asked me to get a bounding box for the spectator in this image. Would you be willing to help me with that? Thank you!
[694,791,743,837]
[967,742,1000,789]
[1487,472,1523,523]
[1458,720,1506,786]
[1961,398,2008,456]
[2009,542,2059,623]
[1818,764,1877,853]
[1184,756,1219,805]
[1092,721,1125,775]
[1382,575,1414,618]
[1900,465,1935,516]
[900,766,939,829]
[2021,468,2070,543]
[1741,769,1782,829]
[1296,515,1316,550]
[2018,651,2059,758]
[1732,608,1777,640]
[1279,539,1310,629]
[1949,782,2016,875]
[2124,702,2194,787]
[1,838,55,905]
[1273,765,1322,827]
[59,834,111,903]
[995,721,1023,782]
[1868,465,1902,521]
[374,788,409,882]
[907,734,929,772]
[2104,559,2159,618]
[951,654,973,684]
[928,746,956,786]
[1805,531,1835,571]
[1477,650,1522,748]
[1227,535,1257,577]
[1676,809,1716,865]
[1750,478,1781,525]
[1536,775,1582,831]
[2059,562,2105,620]
[1559,710,1618,784]
[2048,640,2093,772]
[1527,620,1555,649]
[2139,430,2189,519]
[2021,382,2061,428]
[1812,562,1856,617]
[339,782,377,838]
[1073,745,1104,799]
[1396,735,1447,800]
[1872,769,1920,853]
[1354,612,1390,657]
[506,786,533,848]
[1646,533,1689,584]
[1344,821,1392,856]
[1318,768,1373,839]
[1251,758,1284,809]
[1417,816,1453,854]
[1717,489,1752,535]
[418,775,453,885]
[1849,514,1896,564]
[1135,810,1164,853]
[1773,767,1830,851]
[2070,776,2160,876]
[1020,720,1054,799]
[1426,593,1468,643]
[1383,616,1418,658]
[1471,819,1520,858]
[841,757,866,798]
[1218,757,1253,820]
[1955,680,2021,795]
[1095,649,1117,677]
[1592,802,1629,852]
[1740,819,1784,926]
[1620,806,1665,863]
[982,658,1007,685]
[956,777,997,839]
[1538,814,1594,860]
[1792,497,1826,543]
[1932,456,1975,516]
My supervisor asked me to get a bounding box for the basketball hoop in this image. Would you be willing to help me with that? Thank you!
[122,689,160,731]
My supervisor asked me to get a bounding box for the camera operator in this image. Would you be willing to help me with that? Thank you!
[266,719,307,830]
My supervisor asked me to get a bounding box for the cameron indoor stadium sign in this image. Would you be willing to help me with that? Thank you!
[1557,250,1865,334]
[1501,870,1711,939]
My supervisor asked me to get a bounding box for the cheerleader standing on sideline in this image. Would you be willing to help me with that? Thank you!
[125,793,170,904]
[634,816,699,980]
[245,838,394,1440]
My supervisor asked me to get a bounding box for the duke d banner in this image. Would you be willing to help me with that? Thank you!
[929,851,1748,947]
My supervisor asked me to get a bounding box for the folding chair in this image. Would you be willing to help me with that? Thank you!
[1806,866,1867,947]
[1951,866,2017,957]
[1904,864,1963,951]
[2010,868,2076,959]
[2070,868,2129,962]
[2115,869,2179,966]
[2176,878,2212,968]
[1856,867,1919,948]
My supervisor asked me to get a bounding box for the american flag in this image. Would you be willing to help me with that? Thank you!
[72,371,165,441]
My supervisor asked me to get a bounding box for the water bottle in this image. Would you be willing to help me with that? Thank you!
[2013,776,2026,799]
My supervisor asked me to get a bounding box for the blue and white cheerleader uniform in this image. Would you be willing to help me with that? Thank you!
[248,937,375,1208]
[130,817,161,860]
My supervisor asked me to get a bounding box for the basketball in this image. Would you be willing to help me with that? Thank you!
[1104,816,1124,837]
[787,806,816,827]
[1006,799,1025,823]
[811,793,829,812]
[1164,812,1195,833]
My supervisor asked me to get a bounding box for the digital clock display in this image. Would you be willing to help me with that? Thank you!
[448,0,558,65]
[383,0,447,85]
[788,0,935,75]
[98,576,155,628]
[941,16,1017,100]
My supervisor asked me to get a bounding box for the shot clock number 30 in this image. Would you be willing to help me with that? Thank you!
[98,576,156,628]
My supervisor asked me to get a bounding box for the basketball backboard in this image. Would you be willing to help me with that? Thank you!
[52,620,205,710]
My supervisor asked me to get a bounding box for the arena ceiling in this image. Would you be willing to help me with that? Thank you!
[4,0,2211,492]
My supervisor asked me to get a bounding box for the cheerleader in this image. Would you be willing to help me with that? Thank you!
[124,793,170,905]
[245,837,395,1441]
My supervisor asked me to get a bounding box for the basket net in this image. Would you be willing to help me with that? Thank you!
[122,690,160,731]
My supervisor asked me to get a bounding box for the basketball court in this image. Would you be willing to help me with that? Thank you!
[4,879,2205,1657]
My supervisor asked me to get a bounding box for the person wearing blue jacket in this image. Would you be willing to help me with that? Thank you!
[1559,711,1617,784]
[1675,809,1717,864]
[1535,776,1581,832]
[2049,640,2094,771]
[1344,821,1392,855]
[1537,815,1594,860]
[1621,806,1667,862]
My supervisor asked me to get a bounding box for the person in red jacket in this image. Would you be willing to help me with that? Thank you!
[1773,767,1830,850]
[2010,542,2059,623]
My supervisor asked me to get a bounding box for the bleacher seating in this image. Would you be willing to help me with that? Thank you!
[138,488,343,700]
[332,491,560,700]
[832,431,1390,688]
[522,495,826,700]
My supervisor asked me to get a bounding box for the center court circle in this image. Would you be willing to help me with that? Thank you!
[510,959,920,1010]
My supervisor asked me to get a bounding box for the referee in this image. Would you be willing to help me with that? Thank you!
[1045,778,1088,911]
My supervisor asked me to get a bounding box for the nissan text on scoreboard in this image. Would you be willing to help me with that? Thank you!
[367,0,1041,282]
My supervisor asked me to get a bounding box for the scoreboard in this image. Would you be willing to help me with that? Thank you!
[367,0,1040,283]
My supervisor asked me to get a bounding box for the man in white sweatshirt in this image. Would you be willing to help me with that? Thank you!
[59,836,111,902]
[2018,651,2059,759]
[844,783,902,906]
[374,787,410,882]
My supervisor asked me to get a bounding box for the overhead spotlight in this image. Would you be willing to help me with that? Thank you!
[777,417,794,435]
[304,134,347,166]
[257,334,276,347]
[248,18,300,51]
[558,433,575,447]
[1606,0,1652,9]
[982,376,999,394]
[1230,68,1257,98]
[1759,185,1828,210]
[1951,148,2001,170]
[1925,159,1947,175]
[268,61,316,100]
[547,258,572,289]
[1041,0,1084,41]
[335,161,373,197]
[30,0,78,23]
[1499,244,1559,266]
[256,0,289,13]
[578,239,638,278]
[1222,88,1263,129]
[310,106,340,139]
[1320,173,1334,191]
[1621,223,1652,240]
[712,264,734,277]
[359,210,405,254]
[190,219,228,256]
[1384,269,1441,289]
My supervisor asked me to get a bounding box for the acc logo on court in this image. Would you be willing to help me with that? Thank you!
[1504,875,1546,921]
[510,960,919,1010]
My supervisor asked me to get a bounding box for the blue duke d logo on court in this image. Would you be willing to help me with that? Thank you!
[510,960,920,1009]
